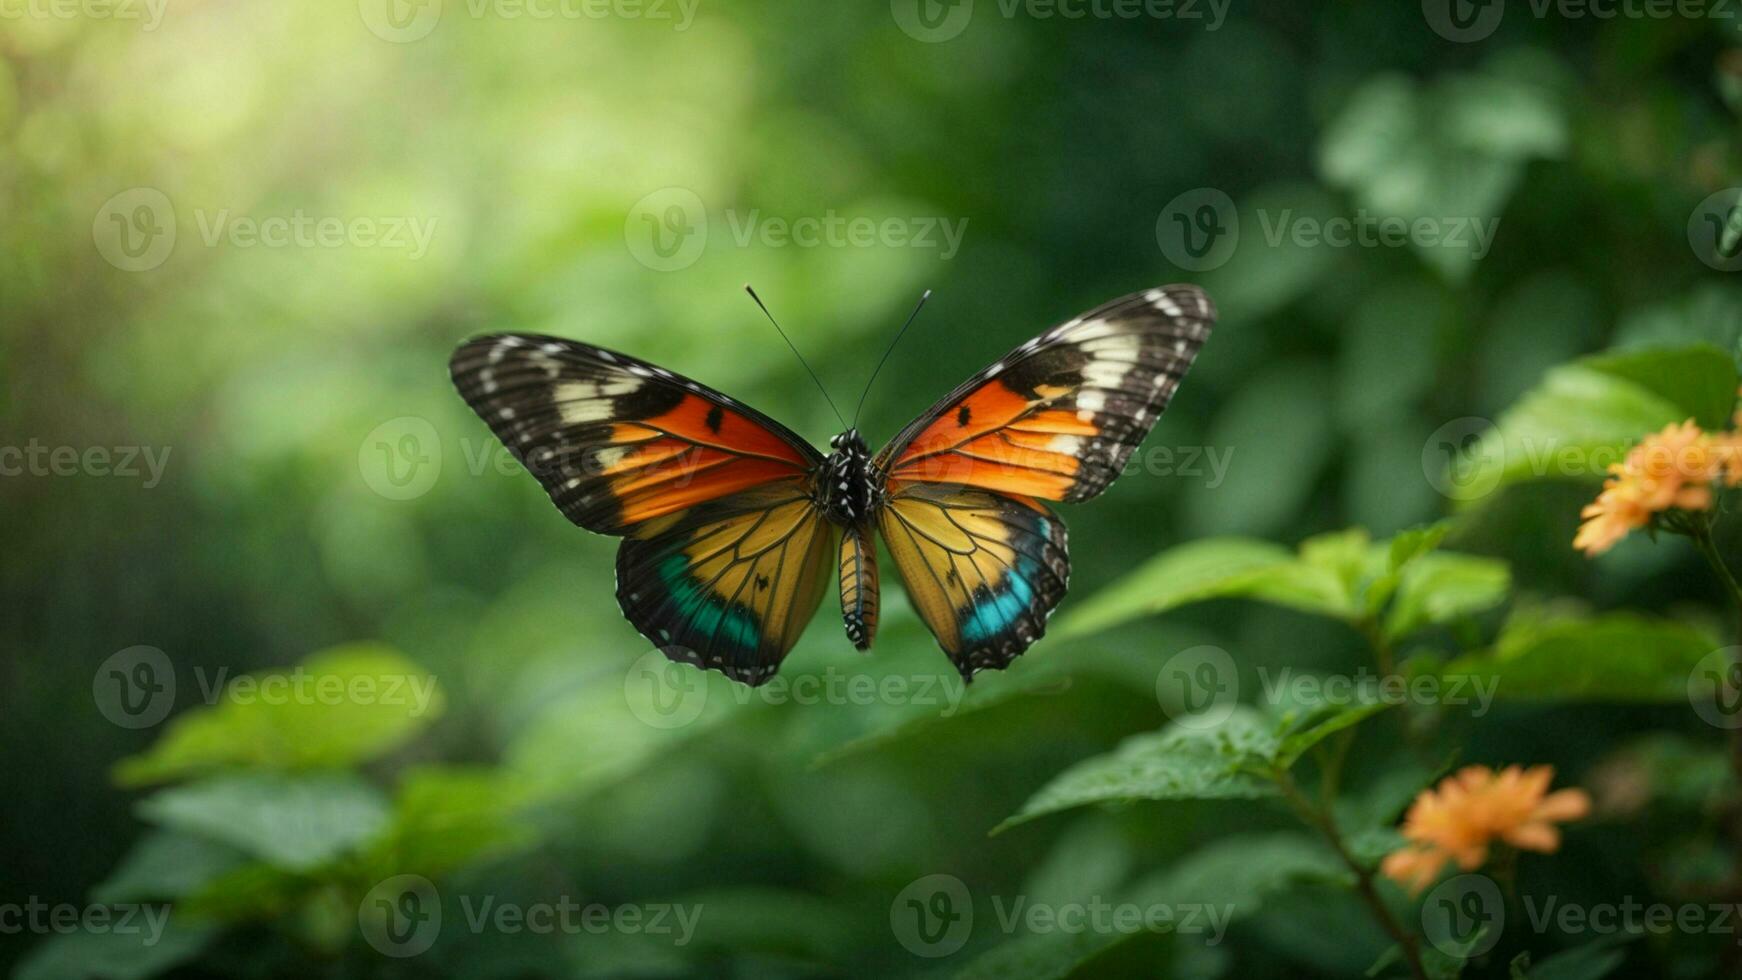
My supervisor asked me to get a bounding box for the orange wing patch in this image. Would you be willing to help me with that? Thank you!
[450,335,822,535]
[874,285,1215,504]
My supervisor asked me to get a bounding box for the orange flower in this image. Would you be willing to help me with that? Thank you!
[1380,765,1590,895]
[1574,421,1721,556]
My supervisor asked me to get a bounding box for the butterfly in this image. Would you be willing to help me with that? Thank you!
[449,284,1215,686]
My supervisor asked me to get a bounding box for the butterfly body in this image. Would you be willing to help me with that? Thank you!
[819,428,878,527]
[451,285,1215,686]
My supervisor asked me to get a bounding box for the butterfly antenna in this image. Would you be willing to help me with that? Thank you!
[745,285,848,430]
[853,289,931,426]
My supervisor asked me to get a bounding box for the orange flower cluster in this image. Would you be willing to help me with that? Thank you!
[1574,411,1742,556]
[1381,764,1591,895]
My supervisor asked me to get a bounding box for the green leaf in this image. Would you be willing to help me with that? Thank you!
[360,766,537,879]
[1319,60,1565,280]
[1053,538,1353,640]
[90,831,248,904]
[954,833,1343,980]
[13,917,214,980]
[1454,346,1739,502]
[1440,613,1715,702]
[1274,700,1394,771]
[1580,344,1738,431]
[1366,523,1454,613]
[135,772,391,872]
[1384,552,1511,640]
[996,709,1279,832]
[1131,832,1348,910]
[1509,935,1630,980]
[114,644,443,786]
[951,930,1138,980]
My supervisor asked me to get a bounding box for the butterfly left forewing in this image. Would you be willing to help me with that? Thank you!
[450,334,822,535]
[451,334,833,685]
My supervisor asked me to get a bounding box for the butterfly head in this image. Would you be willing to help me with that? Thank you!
[820,428,874,526]
[828,428,868,454]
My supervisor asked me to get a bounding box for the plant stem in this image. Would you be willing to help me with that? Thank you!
[1691,518,1742,914]
[1357,616,1397,677]
[1274,769,1429,980]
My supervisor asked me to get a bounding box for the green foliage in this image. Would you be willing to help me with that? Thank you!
[114,645,443,786]
[1439,611,1715,702]
[1057,524,1509,643]
[1452,345,1741,501]
[998,701,1391,832]
[11,7,1742,979]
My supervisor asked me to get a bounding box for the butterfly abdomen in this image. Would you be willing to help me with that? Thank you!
[838,524,879,650]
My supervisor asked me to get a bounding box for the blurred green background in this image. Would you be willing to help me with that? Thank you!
[6,1,1742,977]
